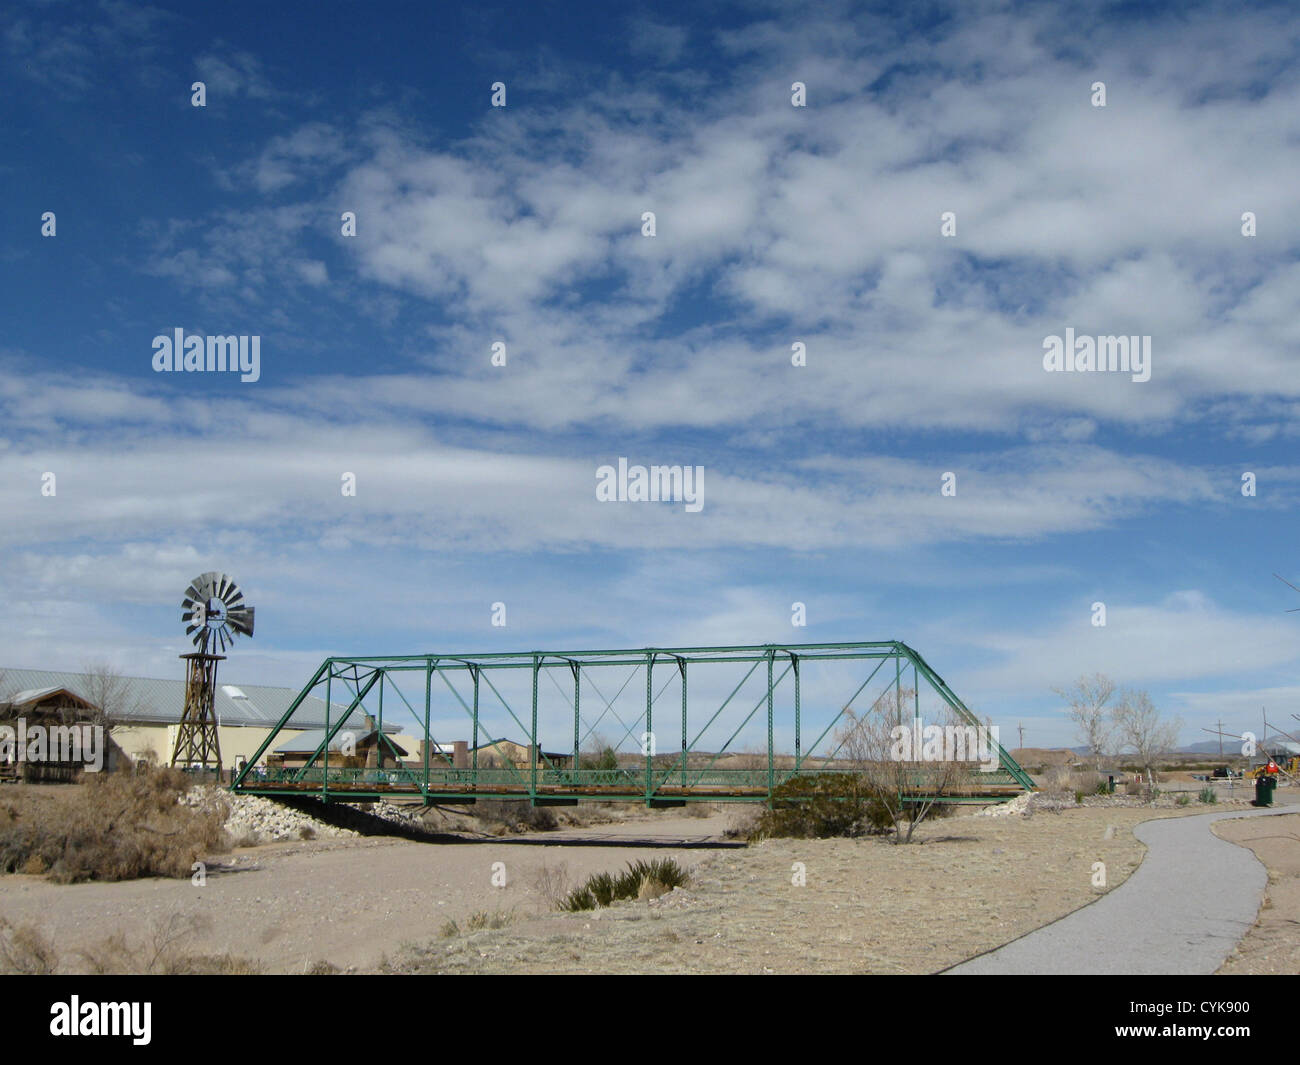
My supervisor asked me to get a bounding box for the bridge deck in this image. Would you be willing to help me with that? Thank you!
[232,767,1028,804]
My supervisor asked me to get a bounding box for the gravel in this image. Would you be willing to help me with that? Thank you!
[182,787,359,844]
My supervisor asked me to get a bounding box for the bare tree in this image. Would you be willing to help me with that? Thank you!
[837,687,967,844]
[78,662,145,735]
[1053,673,1116,771]
[1112,689,1181,781]
[579,731,620,771]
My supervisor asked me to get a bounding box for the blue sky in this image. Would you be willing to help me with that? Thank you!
[3,0,1300,752]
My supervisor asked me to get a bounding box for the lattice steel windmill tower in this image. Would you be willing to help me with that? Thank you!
[171,571,255,771]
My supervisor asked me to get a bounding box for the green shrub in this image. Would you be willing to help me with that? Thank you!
[1198,786,1218,805]
[579,747,620,771]
[752,774,894,840]
[1176,792,1192,806]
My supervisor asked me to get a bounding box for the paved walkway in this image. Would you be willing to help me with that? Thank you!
[947,803,1297,975]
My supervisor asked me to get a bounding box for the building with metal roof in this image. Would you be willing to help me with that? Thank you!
[0,666,363,770]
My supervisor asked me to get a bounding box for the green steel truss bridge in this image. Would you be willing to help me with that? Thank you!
[230,641,1034,806]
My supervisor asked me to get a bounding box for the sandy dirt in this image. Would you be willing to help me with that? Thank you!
[1214,812,1300,975]
[0,811,741,972]
[0,800,1246,974]
[395,805,1232,974]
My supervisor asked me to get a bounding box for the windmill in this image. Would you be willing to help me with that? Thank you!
[170,572,255,772]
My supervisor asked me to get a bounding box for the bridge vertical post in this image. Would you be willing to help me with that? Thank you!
[424,658,433,800]
[323,665,331,802]
[793,654,801,772]
[471,666,480,775]
[377,670,384,772]
[895,647,902,727]
[766,649,775,797]
[645,652,654,805]
[679,656,687,790]
[531,655,539,801]
[895,646,903,808]
[571,662,580,786]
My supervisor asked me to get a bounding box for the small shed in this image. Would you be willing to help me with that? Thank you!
[268,727,410,770]
[0,686,129,780]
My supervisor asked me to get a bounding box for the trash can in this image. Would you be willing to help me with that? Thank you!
[1107,775,1116,794]
[1254,775,1277,807]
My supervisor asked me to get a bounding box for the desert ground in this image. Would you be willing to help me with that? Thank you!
[1215,812,1300,975]
[0,787,1276,975]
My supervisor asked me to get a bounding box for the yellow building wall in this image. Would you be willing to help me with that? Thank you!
[112,724,312,767]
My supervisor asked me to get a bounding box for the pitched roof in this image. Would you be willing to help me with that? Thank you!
[8,686,68,706]
[0,667,355,730]
[273,727,408,755]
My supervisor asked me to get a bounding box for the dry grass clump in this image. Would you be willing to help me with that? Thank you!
[440,910,517,938]
[560,858,688,911]
[0,766,229,883]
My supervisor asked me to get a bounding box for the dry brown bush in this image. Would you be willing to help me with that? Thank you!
[530,859,570,907]
[1,911,261,975]
[0,765,229,883]
[472,799,556,832]
[79,912,260,974]
[1044,767,1103,795]
[0,917,58,974]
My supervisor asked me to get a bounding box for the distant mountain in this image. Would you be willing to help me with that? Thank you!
[1177,736,1300,756]
[1025,739,1298,757]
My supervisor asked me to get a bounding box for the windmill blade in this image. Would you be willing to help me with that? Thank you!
[227,605,255,637]
[187,578,217,610]
[184,602,207,644]
[215,572,234,603]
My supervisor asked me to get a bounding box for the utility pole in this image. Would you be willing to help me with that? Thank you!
[1017,723,1025,750]
[1216,718,1223,759]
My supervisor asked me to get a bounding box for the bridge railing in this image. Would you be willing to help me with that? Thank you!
[237,763,1027,796]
